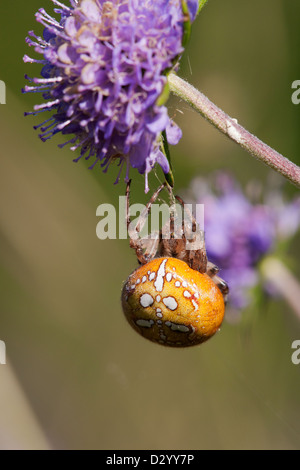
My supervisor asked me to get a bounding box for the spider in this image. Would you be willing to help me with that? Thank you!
[121,180,229,347]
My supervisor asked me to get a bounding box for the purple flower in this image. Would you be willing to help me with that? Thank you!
[23,0,197,191]
[188,173,300,311]
[186,0,199,21]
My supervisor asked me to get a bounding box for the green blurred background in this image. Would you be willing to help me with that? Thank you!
[0,0,299,450]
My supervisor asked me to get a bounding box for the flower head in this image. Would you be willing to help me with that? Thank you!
[188,173,300,311]
[23,0,197,191]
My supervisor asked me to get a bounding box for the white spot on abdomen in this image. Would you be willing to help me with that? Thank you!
[156,307,162,318]
[154,258,167,292]
[162,296,178,311]
[136,319,154,328]
[165,321,189,333]
[140,293,154,308]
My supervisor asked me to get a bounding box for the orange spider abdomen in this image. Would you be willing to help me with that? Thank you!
[121,257,225,347]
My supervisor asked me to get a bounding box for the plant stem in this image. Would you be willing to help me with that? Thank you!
[168,73,300,188]
[260,257,300,320]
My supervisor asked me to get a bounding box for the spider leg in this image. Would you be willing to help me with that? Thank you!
[175,198,229,299]
[135,182,166,234]
[125,180,166,265]
[126,179,165,234]
[175,194,207,273]
[157,197,186,258]
[125,179,132,231]
[125,179,148,264]
[175,195,197,234]
[139,230,160,262]
[211,275,229,302]
[206,261,220,276]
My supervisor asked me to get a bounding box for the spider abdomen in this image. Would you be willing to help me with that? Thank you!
[121,257,225,347]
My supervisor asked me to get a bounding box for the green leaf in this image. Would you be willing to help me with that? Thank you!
[197,0,209,15]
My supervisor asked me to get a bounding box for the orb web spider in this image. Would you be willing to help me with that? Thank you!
[121,181,228,347]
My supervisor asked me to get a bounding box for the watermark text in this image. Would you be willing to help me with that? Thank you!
[96,197,204,250]
[0,80,6,104]
[291,80,300,105]
[291,340,300,365]
[0,340,6,365]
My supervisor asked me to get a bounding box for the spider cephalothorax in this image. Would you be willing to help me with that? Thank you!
[121,181,228,347]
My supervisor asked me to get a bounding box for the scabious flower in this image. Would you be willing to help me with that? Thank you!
[23,0,198,191]
[187,173,300,313]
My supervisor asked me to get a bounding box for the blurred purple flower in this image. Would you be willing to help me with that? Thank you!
[23,0,197,192]
[189,173,300,311]
[186,0,199,21]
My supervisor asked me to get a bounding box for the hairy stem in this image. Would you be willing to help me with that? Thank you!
[168,73,300,188]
